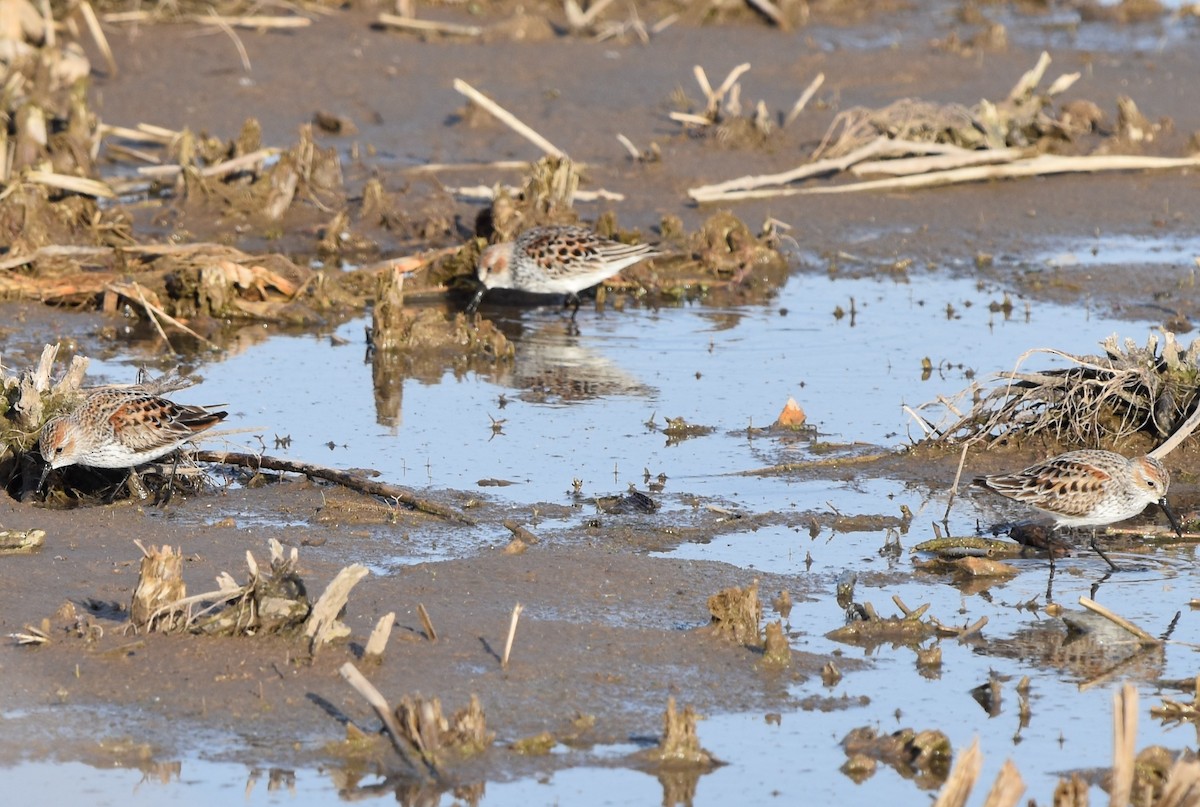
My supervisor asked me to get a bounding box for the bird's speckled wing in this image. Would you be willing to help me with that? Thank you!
[519,226,658,272]
[977,456,1113,518]
[107,394,224,452]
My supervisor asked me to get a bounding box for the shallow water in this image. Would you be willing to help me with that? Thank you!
[56,240,1200,803]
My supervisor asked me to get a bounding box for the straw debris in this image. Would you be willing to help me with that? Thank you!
[130,538,313,637]
[911,331,1200,449]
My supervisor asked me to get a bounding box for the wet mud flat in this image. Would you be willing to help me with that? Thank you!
[4,0,1200,803]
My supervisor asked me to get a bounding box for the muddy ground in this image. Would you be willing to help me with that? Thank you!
[3,0,1200,800]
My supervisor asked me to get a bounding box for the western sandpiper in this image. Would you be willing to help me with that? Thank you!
[38,389,227,492]
[468,225,661,314]
[973,449,1183,569]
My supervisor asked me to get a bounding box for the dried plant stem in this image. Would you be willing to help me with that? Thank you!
[452,79,566,158]
[851,147,1029,177]
[933,737,982,807]
[446,184,623,202]
[193,15,312,28]
[688,136,946,201]
[745,0,787,28]
[206,10,252,72]
[364,612,396,659]
[22,170,114,199]
[744,154,1200,200]
[377,13,483,36]
[305,565,370,652]
[1149,402,1200,460]
[106,281,220,350]
[1079,597,1160,646]
[338,662,434,779]
[402,160,529,174]
[501,603,524,669]
[137,148,280,180]
[783,72,824,126]
[76,1,117,75]
[615,133,640,159]
[417,603,437,641]
[981,760,1025,807]
[1111,683,1137,807]
[564,0,616,29]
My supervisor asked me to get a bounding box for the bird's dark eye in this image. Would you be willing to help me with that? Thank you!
[55,446,64,455]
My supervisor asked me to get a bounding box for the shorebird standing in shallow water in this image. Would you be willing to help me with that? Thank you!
[38,388,227,498]
[973,449,1183,570]
[468,225,661,315]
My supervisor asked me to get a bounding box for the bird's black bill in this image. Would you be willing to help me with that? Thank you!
[1159,497,1185,538]
[466,286,486,314]
[36,463,52,494]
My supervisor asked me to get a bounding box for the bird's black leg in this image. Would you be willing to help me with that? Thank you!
[565,293,581,319]
[1088,529,1120,572]
[156,453,181,507]
[466,287,486,315]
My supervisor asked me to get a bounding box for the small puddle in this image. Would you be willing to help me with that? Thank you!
[1035,233,1200,269]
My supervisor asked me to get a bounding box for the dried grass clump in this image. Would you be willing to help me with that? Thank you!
[130,538,314,637]
[911,332,1200,449]
[815,52,1084,160]
[395,693,494,763]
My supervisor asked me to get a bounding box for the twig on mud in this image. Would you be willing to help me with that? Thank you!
[564,0,616,29]
[75,1,117,76]
[402,159,529,174]
[745,0,788,28]
[710,153,1200,201]
[338,662,438,780]
[20,169,114,199]
[688,136,951,201]
[783,72,824,126]
[191,450,474,523]
[136,148,280,180]
[452,79,567,158]
[193,14,312,29]
[851,147,1029,177]
[501,602,524,669]
[504,520,541,545]
[377,13,483,36]
[446,184,624,202]
[1079,597,1160,647]
[305,564,370,654]
[205,10,252,72]
[615,133,641,159]
[364,612,396,660]
[942,442,973,523]
[417,603,437,642]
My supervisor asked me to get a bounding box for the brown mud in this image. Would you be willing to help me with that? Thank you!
[3,0,1200,799]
